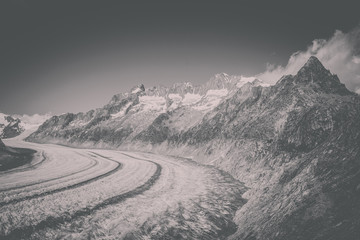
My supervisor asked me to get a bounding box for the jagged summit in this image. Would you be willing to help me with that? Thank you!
[213,72,231,81]
[296,56,335,81]
[130,84,145,94]
[303,56,325,69]
[201,73,242,93]
[297,56,332,78]
[278,56,352,95]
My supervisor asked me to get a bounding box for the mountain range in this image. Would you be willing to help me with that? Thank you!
[24,56,360,239]
[25,73,268,148]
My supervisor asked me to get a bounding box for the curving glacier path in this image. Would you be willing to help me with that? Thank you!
[0,138,246,239]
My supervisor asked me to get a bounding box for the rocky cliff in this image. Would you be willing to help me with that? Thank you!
[26,57,360,239]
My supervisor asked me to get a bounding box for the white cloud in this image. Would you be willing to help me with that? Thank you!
[256,27,360,92]
[356,86,360,95]
[353,56,360,64]
[13,113,52,126]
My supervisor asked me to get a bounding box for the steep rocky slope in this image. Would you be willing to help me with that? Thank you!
[27,57,360,239]
[168,56,360,240]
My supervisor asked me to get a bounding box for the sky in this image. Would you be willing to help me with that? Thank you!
[0,0,359,115]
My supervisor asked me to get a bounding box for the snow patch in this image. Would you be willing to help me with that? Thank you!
[168,94,182,100]
[182,93,202,106]
[131,88,142,94]
[168,94,183,110]
[139,95,167,112]
[206,89,228,97]
[193,89,228,111]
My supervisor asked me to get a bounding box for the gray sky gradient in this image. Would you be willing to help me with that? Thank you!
[0,0,359,115]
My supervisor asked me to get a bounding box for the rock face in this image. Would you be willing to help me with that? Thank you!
[27,57,360,239]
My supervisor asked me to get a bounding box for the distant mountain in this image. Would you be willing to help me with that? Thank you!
[27,57,360,239]
[26,73,264,147]
[0,113,51,139]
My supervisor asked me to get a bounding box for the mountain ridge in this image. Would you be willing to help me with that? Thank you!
[26,56,360,239]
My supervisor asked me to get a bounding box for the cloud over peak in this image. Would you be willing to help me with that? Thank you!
[257,26,360,93]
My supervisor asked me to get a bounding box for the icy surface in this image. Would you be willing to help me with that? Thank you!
[0,138,246,239]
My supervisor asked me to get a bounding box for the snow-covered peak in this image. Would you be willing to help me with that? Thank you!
[184,82,193,87]
[214,72,230,81]
[168,82,197,96]
[106,73,271,118]
[200,73,241,94]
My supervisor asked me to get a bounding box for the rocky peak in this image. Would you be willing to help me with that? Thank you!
[295,56,334,83]
[213,72,230,81]
[303,56,326,70]
[200,73,241,94]
[169,82,197,94]
[5,115,16,123]
[130,84,145,94]
[144,85,169,97]
[108,84,146,105]
[285,56,352,95]
[210,72,239,85]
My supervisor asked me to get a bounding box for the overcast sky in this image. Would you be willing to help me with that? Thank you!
[0,0,359,115]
